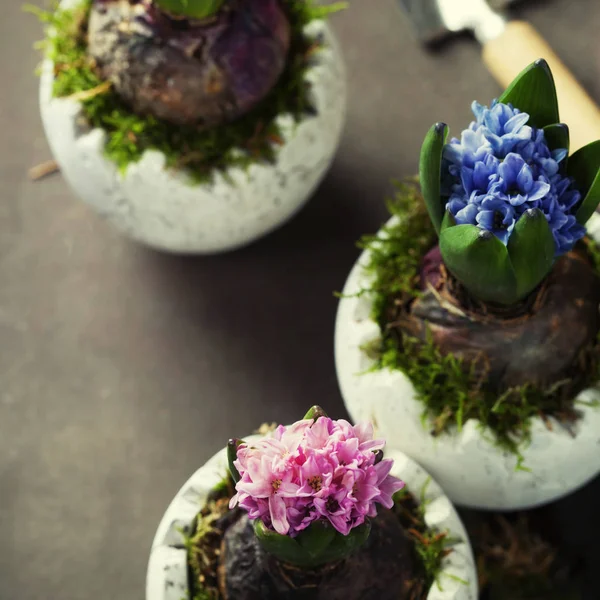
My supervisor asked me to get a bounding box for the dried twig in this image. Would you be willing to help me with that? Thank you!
[28,159,60,181]
[63,80,112,102]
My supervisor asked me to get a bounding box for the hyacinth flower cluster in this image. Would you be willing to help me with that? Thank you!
[444,102,583,251]
[227,406,405,567]
[420,59,600,306]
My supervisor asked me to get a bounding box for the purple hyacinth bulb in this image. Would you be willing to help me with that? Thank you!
[88,0,291,127]
[211,0,291,111]
[443,101,585,256]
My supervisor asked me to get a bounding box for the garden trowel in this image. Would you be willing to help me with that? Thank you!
[398,0,600,152]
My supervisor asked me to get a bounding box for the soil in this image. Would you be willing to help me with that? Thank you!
[221,509,416,600]
[397,242,600,394]
[189,483,436,600]
[88,0,291,126]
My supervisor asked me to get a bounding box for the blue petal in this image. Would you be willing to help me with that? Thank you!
[473,161,492,191]
[517,140,536,161]
[484,110,501,134]
[551,148,568,163]
[461,167,475,195]
[538,158,559,176]
[552,176,571,196]
[471,101,486,123]
[447,197,467,214]
[455,203,479,225]
[548,211,569,229]
[558,189,581,211]
[498,154,524,183]
[462,129,484,152]
[504,112,530,133]
[443,144,462,165]
[528,180,551,201]
[509,194,529,207]
[476,209,496,230]
[512,126,533,142]
[516,164,534,193]
[484,131,504,154]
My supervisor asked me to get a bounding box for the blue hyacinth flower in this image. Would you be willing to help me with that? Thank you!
[419,59,600,306]
[443,101,583,256]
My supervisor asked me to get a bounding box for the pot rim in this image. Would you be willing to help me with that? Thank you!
[146,434,478,600]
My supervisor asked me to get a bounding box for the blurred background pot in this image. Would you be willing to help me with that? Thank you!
[39,0,346,254]
[334,214,600,511]
[146,434,477,600]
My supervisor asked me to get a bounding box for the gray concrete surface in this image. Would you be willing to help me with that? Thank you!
[1,1,599,599]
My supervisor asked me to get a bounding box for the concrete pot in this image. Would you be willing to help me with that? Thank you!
[334,213,600,511]
[146,434,477,600]
[40,1,347,254]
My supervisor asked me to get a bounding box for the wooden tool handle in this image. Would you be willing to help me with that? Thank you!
[482,20,600,152]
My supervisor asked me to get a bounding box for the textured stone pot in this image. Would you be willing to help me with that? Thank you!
[146,434,477,600]
[334,213,600,511]
[40,0,347,254]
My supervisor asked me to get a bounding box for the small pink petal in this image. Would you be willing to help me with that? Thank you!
[269,494,290,535]
[327,514,351,535]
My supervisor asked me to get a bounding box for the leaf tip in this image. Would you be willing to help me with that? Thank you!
[434,122,448,136]
[227,438,244,483]
[523,207,544,220]
[304,405,328,421]
[533,58,550,72]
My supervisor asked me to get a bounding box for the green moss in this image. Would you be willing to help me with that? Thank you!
[392,480,461,596]
[357,177,437,317]
[185,475,235,600]
[359,179,600,465]
[28,0,345,184]
[186,472,451,598]
[583,234,600,273]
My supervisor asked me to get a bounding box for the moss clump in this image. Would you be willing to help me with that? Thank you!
[185,476,236,600]
[359,179,600,464]
[391,480,462,597]
[186,474,453,599]
[29,0,345,184]
[357,177,437,317]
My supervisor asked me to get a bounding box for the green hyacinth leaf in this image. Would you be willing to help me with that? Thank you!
[296,521,336,560]
[498,59,559,128]
[303,405,329,421]
[440,209,456,233]
[316,521,371,564]
[543,123,570,157]
[568,140,600,224]
[575,169,600,225]
[154,0,225,19]
[440,224,518,305]
[419,122,449,235]
[507,208,555,300]
[254,519,371,568]
[227,438,244,484]
[254,520,311,567]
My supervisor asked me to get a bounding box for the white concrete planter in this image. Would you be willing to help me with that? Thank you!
[335,213,600,511]
[146,434,477,600]
[40,1,347,254]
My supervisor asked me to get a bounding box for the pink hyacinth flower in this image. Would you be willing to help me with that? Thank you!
[229,414,405,538]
